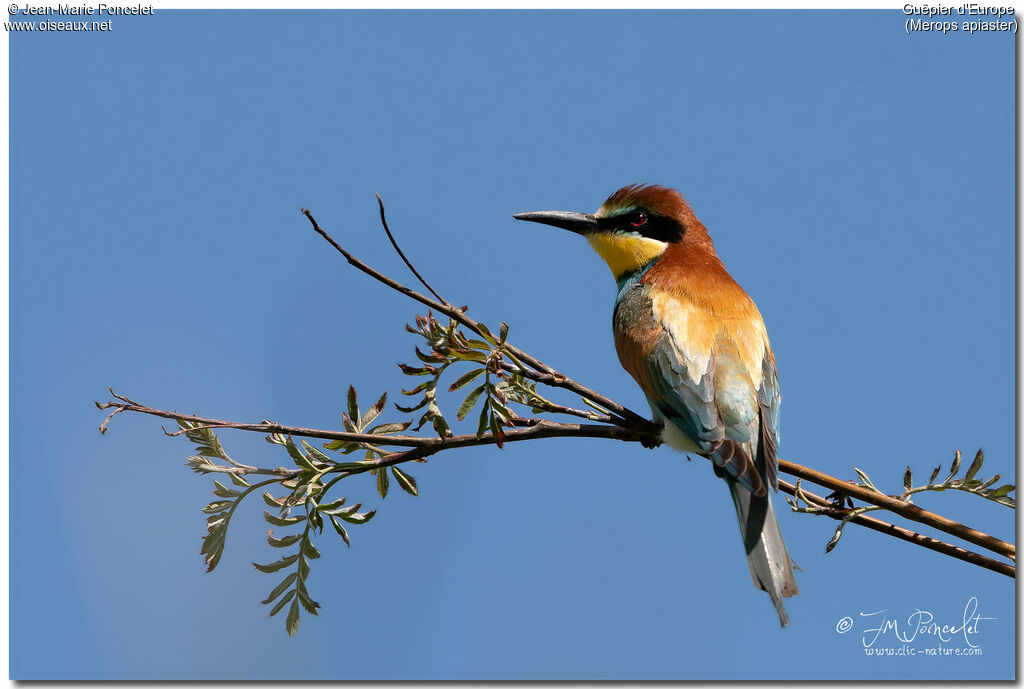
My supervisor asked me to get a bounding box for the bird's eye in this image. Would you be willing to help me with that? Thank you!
[630,212,648,228]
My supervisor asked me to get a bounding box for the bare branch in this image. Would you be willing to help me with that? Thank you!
[96,401,126,434]
[375,193,450,307]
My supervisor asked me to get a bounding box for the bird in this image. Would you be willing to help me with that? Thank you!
[513,184,799,626]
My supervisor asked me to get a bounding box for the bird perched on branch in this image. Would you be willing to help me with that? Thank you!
[514,184,799,626]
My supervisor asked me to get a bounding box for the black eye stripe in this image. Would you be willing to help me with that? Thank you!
[599,212,684,243]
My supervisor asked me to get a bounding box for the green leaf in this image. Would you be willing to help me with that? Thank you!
[489,398,513,423]
[991,484,1015,497]
[946,450,962,482]
[392,466,418,496]
[451,349,488,364]
[377,467,390,498]
[458,384,487,421]
[853,467,878,492]
[490,414,505,449]
[432,414,450,438]
[449,368,485,392]
[324,502,360,517]
[979,474,1001,490]
[398,363,433,376]
[347,385,359,424]
[185,455,217,474]
[253,553,300,573]
[927,465,941,486]
[262,492,284,509]
[307,508,324,534]
[360,392,388,429]
[302,539,321,560]
[264,510,304,527]
[499,321,509,344]
[179,422,230,461]
[286,598,301,637]
[318,497,346,511]
[212,480,240,498]
[339,509,376,525]
[229,472,251,487]
[330,516,351,546]
[261,572,298,604]
[202,500,234,514]
[964,449,984,481]
[297,588,320,615]
[280,436,316,471]
[267,530,303,548]
[414,346,444,364]
[395,397,430,414]
[269,589,296,617]
[476,398,491,438]
[201,521,227,572]
[476,323,495,345]
[368,421,412,435]
[402,380,435,397]
[300,440,334,466]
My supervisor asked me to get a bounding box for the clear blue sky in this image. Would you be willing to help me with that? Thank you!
[10,10,1013,681]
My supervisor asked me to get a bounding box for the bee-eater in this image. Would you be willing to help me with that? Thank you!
[514,184,799,626]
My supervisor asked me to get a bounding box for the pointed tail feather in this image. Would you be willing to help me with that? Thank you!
[727,480,799,627]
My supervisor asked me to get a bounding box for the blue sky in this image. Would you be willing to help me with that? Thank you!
[10,9,1013,680]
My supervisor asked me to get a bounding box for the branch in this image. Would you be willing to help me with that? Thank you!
[375,193,450,307]
[299,208,655,431]
[778,480,1013,578]
[95,396,655,452]
[98,390,1013,569]
[780,459,1014,562]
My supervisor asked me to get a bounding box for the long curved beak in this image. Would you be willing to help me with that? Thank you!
[513,210,599,235]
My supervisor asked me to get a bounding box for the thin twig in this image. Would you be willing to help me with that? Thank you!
[96,403,126,434]
[300,208,653,429]
[778,479,1013,578]
[779,459,1015,561]
[375,193,450,307]
[162,423,237,437]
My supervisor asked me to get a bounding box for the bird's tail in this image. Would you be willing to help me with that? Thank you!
[727,480,799,627]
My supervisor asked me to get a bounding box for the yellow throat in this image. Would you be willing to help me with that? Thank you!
[585,233,667,280]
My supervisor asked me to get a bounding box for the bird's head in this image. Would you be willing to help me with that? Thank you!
[514,184,711,281]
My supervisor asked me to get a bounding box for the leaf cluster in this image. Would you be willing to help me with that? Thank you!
[184,390,423,636]
[255,488,375,636]
[401,312,583,447]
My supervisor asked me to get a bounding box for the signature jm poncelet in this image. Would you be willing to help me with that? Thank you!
[836,597,995,650]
